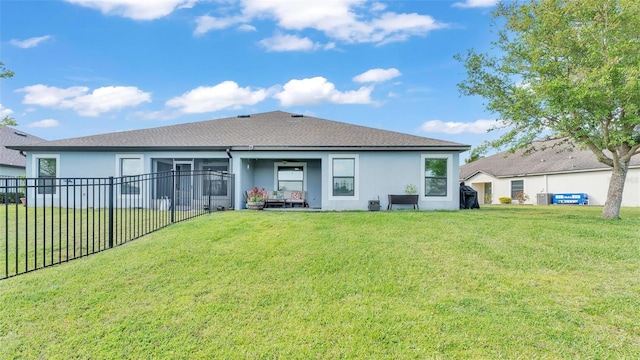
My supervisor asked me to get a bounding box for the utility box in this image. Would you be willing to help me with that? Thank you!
[536,193,553,205]
[368,200,380,211]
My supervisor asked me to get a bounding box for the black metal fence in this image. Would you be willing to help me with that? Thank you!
[1,170,234,280]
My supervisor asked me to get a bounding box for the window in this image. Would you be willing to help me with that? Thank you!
[274,162,306,191]
[330,156,357,197]
[37,158,57,195]
[278,166,303,191]
[203,165,228,196]
[424,158,448,196]
[118,156,143,195]
[511,180,524,199]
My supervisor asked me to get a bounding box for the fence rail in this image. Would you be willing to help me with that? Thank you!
[1,170,234,280]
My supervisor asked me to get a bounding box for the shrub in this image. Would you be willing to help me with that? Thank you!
[499,196,512,204]
[515,191,530,204]
[0,192,24,204]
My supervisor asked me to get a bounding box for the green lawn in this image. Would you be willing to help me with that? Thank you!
[1,206,639,358]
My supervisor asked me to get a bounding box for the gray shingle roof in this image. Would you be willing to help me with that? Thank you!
[10,111,469,152]
[460,138,640,179]
[0,126,46,168]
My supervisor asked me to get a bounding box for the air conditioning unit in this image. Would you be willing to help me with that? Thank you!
[536,193,553,205]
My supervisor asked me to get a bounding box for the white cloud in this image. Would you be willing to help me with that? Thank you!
[65,0,197,20]
[194,14,248,35]
[370,2,387,12]
[274,77,373,106]
[200,0,446,45]
[17,84,151,116]
[0,104,14,118]
[238,24,257,32]
[259,33,320,52]
[28,119,60,128]
[452,0,498,9]
[10,35,52,49]
[166,81,268,113]
[418,119,500,134]
[18,85,89,107]
[353,68,401,83]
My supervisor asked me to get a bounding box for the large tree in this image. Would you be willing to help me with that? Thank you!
[1,61,17,127]
[456,0,640,219]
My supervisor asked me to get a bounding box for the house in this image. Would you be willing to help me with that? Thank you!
[459,138,640,206]
[9,111,470,211]
[0,126,45,177]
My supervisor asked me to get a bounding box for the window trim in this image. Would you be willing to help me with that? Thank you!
[31,154,60,198]
[273,162,307,191]
[511,179,524,199]
[421,153,453,202]
[116,154,144,196]
[328,154,359,201]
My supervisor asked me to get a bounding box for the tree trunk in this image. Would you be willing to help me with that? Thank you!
[602,161,629,219]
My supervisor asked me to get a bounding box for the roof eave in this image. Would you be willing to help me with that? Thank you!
[9,144,471,153]
[232,145,471,152]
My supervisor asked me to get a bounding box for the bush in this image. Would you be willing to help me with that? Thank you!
[499,196,512,204]
[515,191,530,204]
[0,192,24,204]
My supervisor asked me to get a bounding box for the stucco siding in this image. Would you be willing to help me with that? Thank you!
[467,167,640,207]
[24,149,464,211]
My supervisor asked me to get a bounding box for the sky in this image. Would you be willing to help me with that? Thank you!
[1,0,504,161]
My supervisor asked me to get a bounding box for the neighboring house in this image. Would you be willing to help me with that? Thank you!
[460,138,640,206]
[10,111,470,211]
[0,126,45,177]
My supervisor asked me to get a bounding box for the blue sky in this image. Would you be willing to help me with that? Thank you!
[1,0,502,160]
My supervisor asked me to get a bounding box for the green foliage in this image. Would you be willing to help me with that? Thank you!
[464,148,485,163]
[246,187,267,202]
[0,192,24,204]
[2,208,640,358]
[499,196,513,204]
[456,0,640,218]
[404,183,418,195]
[1,61,17,127]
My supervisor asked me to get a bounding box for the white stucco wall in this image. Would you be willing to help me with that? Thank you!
[466,167,640,206]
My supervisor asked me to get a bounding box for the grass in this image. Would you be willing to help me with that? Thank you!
[0,205,191,278]
[1,206,639,358]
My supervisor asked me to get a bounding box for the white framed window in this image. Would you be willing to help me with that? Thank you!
[116,155,144,195]
[274,162,306,191]
[421,154,453,202]
[511,180,524,199]
[32,154,60,196]
[329,154,359,200]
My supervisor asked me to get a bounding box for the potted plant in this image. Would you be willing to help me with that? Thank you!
[404,183,418,195]
[246,187,267,210]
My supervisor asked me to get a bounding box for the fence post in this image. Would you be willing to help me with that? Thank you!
[170,170,175,223]
[108,176,114,248]
[207,170,212,213]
